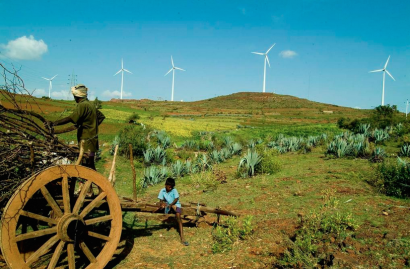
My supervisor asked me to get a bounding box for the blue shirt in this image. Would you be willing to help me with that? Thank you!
[158,188,181,212]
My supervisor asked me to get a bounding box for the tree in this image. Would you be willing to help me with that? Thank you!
[94,97,102,109]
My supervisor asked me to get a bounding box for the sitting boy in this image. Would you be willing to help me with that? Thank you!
[158,177,189,246]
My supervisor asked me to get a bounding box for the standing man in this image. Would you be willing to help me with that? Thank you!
[46,84,105,170]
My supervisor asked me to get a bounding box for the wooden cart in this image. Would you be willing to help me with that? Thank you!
[0,165,238,269]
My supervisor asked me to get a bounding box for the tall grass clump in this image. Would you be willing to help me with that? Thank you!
[399,143,410,157]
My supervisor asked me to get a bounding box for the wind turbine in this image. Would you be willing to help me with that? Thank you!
[165,56,185,101]
[42,75,58,99]
[252,43,275,93]
[369,56,395,106]
[114,58,132,100]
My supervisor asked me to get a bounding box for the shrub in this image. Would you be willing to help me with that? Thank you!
[114,125,150,158]
[277,190,358,267]
[258,149,281,175]
[375,158,410,198]
[127,112,141,123]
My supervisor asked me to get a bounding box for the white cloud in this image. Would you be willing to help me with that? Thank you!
[354,106,361,109]
[51,90,71,100]
[32,88,47,97]
[102,90,132,99]
[279,50,298,59]
[0,35,48,60]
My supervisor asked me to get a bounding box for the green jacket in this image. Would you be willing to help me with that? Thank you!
[69,99,105,152]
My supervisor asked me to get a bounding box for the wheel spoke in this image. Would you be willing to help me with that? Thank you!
[79,241,97,263]
[15,227,57,242]
[72,180,92,215]
[67,243,76,269]
[62,175,71,214]
[25,234,59,266]
[20,210,58,225]
[41,186,63,218]
[47,240,65,269]
[87,231,111,241]
[79,192,107,218]
[85,215,112,225]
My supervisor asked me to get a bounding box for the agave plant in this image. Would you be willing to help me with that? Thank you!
[247,140,256,149]
[238,149,262,177]
[222,136,234,147]
[230,142,243,155]
[110,135,121,155]
[153,146,166,164]
[372,128,389,143]
[400,144,410,157]
[157,133,171,149]
[209,150,222,164]
[370,147,386,163]
[171,160,187,178]
[357,123,371,135]
[142,166,166,188]
[195,153,212,172]
[143,148,154,164]
[182,140,199,150]
[220,147,232,160]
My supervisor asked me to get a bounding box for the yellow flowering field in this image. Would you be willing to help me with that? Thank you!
[141,117,239,137]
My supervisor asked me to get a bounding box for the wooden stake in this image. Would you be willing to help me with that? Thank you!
[108,144,119,185]
[129,144,137,200]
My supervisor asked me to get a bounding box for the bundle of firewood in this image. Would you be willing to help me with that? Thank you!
[0,63,79,211]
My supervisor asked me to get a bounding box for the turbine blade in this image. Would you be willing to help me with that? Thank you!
[266,43,276,54]
[123,69,132,74]
[251,52,264,55]
[385,70,395,81]
[114,69,122,76]
[165,68,173,76]
[171,56,174,67]
[42,77,50,80]
[175,67,185,71]
[384,55,390,69]
[266,55,271,68]
[50,74,58,80]
[369,69,383,73]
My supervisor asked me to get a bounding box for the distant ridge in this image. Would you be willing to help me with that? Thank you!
[192,92,357,111]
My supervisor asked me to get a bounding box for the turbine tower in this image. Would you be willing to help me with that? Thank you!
[369,56,395,106]
[405,99,409,119]
[165,56,185,101]
[42,75,58,99]
[114,58,132,100]
[252,43,275,93]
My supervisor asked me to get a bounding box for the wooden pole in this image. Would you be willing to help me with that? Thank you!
[75,140,85,165]
[108,145,119,185]
[129,144,137,200]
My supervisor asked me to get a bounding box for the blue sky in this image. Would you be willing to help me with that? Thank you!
[0,0,409,110]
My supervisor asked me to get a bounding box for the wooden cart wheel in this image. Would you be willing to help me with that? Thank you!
[1,165,122,269]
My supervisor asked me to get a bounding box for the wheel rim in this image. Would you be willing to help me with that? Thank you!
[1,165,122,269]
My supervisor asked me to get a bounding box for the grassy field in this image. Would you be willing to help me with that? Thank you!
[1,92,410,268]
